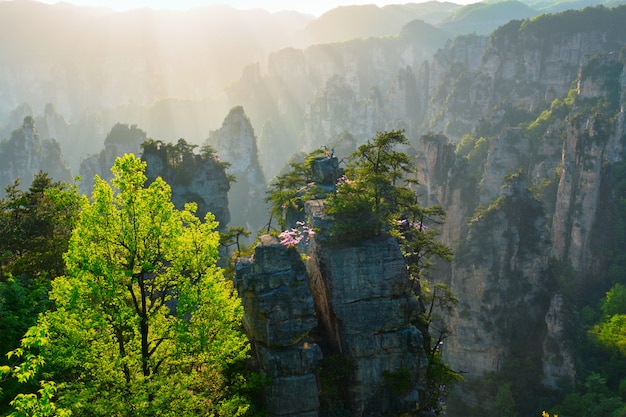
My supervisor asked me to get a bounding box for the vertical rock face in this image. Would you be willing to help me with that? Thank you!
[447,173,552,376]
[79,125,231,230]
[78,123,145,195]
[425,10,626,141]
[235,235,322,417]
[234,197,428,417]
[0,116,71,193]
[142,142,231,230]
[418,41,626,405]
[207,106,266,231]
[306,201,426,417]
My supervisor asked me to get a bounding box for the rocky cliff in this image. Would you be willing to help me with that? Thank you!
[307,200,426,417]
[412,9,626,411]
[141,140,231,230]
[79,123,145,195]
[226,23,448,176]
[235,172,427,416]
[0,116,71,193]
[235,235,322,417]
[424,6,626,141]
[206,106,266,232]
[79,124,231,229]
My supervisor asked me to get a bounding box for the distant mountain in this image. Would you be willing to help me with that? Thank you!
[482,0,626,12]
[0,116,71,193]
[0,1,313,119]
[304,2,461,44]
[439,0,538,35]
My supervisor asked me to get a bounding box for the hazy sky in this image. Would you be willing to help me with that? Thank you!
[38,0,481,16]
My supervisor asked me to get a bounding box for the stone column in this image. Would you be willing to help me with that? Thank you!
[235,235,322,417]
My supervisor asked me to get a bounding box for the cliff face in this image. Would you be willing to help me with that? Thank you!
[226,28,447,175]
[417,31,626,410]
[0,116,71,193]
[234,199,427,417]
[142,142,231,230]
[78,123,145,195]
[79,124,231,229]
[235,235,322,417]
[307,202,426,416]
[425,7,626,141]
[206,106,266,232]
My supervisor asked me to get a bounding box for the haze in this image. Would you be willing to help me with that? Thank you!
[36,0,480,16]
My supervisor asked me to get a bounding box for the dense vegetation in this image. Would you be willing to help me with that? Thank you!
[0,155,255,417]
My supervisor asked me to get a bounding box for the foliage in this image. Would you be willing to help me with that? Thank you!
[456,134,490,181]
[552,373,626,417]
[317,354,354,417]
[264,149,327,230]
[4,155,251,417]
[0,172,82,414]
[0,172,81,282]
[324,131,460,413]
[325,130,416,243]
[418,281,462,415]
[519,5,626,39]
[220,226,253,259]
[103,123,147,146]
[142,138,234,185]
[0,324,72,417]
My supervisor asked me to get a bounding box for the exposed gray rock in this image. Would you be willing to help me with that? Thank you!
[235,235,321,417]
[0,116,71,193]
[307,201,426,417]
[235,204,428,417]
[142,141,231,230]
[78,123,145,196]
[206,106,267,231]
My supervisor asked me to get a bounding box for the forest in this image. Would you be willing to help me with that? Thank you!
[3,1,626,416]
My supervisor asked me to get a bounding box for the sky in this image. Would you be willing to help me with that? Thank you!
[36,0,481,16]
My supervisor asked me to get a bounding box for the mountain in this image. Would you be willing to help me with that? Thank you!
[4,2,626,416]
[303,2,461,43]
[0,115,71,193]
[439,0,539,35]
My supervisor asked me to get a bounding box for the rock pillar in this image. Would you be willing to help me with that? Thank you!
[235,235,322,417]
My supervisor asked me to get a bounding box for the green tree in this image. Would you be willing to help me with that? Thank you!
[0,324,71,417]
[0,172,82,414]
[5,155,250,417]
[265,149,326,231]
[325,130,416,242]
[0,171,80,282]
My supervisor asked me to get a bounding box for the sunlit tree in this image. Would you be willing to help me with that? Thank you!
[4,155,250,417]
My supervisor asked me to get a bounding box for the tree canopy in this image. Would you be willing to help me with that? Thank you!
[2,155,251,417]
[0,172,82,413]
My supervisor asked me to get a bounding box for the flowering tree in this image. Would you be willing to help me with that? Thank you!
[278,221,315,247]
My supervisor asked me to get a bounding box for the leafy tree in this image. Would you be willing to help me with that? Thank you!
[221,226,252,257]
[417,281,461,415]
[0,172,82,414]
[0,324,71,417]
[4,155,251,417]
[325,130,416,242]
[265,149,327,231]
[0,172,80,282]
